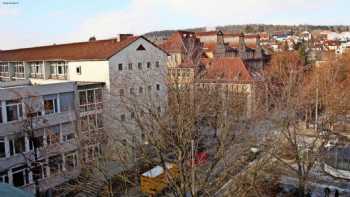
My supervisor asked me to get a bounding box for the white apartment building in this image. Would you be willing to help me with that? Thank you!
[0,34,169,163]
[0,80,79,195]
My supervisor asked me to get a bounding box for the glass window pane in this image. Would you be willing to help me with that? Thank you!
[87,90,94,104]
[60,92,74,112]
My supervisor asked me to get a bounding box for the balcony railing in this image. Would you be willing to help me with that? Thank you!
[0,72,10,77]
[30,73,44,79]
[79,102,103,113]
[14,72,25,78]
[49,74,67,80]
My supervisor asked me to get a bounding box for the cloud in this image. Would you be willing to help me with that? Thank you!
[0,0,345,49]
[69,0,330,41]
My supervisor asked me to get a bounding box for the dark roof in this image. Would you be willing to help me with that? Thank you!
[0,36,140,61]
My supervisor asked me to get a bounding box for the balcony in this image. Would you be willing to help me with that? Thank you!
[49,74,67,80]
[0,72,10,80]
[14,72,25,79]
[30,73,44,79]
[79,102,103,113]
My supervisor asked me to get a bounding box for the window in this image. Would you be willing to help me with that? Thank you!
[0,138,5,158]
[0,63,9,77]
[155,61,160,68]
[156,84,160,91]
[30,62,42,78]
[79,91,87,112]
[119,89,124,97]
[130,112,135,119]
[95,89,103,103]
[87,90,95,104]
[86,89,95,111]
[97,113,103,128]
[88,114,97,130]
[12,166,29,187]
[138,62,142,70]
[80,116,89,132]
[50,62,66,76]
[147,62,151,69]
[139,87,143,94]
[32,129,44,150]
[57,65,64,75]
[120,114,126,122]
[128,63,133,70]
[9,137,26,156]
[46,125,61,145]
[0,171,9,184]
[6,100,23,122]
[76,66,81,75]
[0,105,2,123]
[65,152,78,171]
[79,88,103,112]
[15,64,25,78]
[130,88,135,95]
[32,160,47,180]
[49,155,63,176]
[118,64,123,71]
[148,85,152,92]
[44,94,58,114]
[63,133,75,142]
[60,92,74,112]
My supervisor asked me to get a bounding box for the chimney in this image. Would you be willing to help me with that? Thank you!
[89,36,96,42]
[217,30,224,45]
[239,32,246,50]
[116,34,133,42]
[256,34,261,48]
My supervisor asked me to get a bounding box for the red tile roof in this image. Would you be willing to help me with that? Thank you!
[195,31,218,36]
[159,31,198,53]
[0,36,140,61]
[203,42,217,52]
[202,57,253,82]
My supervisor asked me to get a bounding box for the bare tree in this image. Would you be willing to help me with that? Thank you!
[258,51,350,197]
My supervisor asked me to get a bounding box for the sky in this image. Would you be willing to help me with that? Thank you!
[0,0,349,49]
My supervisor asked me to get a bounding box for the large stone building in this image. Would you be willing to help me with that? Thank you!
[160,31,256,118]
[0,80,79,195]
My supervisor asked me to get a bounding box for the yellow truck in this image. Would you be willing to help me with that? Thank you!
[140,163,179,196]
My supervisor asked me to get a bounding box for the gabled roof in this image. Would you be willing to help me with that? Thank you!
[159,31,198,53]
[202,57,253,83]
[0,36,145,61]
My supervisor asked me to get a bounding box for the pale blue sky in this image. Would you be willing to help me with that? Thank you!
[0,0,348,49]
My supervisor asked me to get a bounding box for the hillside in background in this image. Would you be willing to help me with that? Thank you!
[143,24,350,40]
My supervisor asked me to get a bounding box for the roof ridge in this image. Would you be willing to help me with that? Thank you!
[1,36,139,52]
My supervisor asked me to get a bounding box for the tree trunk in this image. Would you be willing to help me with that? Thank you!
[298,178,305,197]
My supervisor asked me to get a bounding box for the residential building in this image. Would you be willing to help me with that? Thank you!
[0,34,169,163]
[160,31,203,68]
[197,57,255,118]
[0,80,79,195]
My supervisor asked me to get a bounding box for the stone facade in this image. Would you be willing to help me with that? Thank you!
[214,31,270,71]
